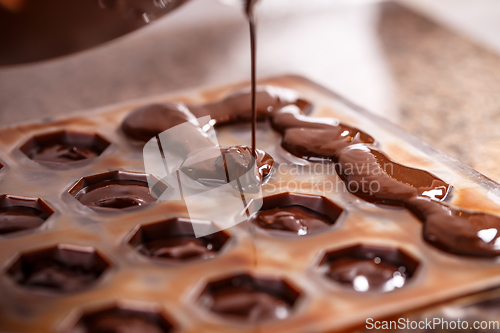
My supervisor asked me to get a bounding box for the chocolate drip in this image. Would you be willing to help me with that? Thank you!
[74,180,156,209]
[250,206,332,235]
[0,207,48,234]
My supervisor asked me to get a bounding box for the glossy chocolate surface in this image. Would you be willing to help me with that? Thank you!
[137,237,216,261]
[19,131,110,164]
[73,307,173,333]
[321,245,418,292]
[0,207,48,235]
[0,195,53,235]
[326,259,407,292]
[199,274,300,323]
[74,180,155,209]
[122,103,197,143]
[128,218,230,263]
[7,246,109,293]
[250,206,332,236]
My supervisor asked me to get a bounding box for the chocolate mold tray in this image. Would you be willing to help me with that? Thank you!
[1,75,500,333]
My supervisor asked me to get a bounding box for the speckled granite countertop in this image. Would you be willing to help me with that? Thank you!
[379,3,500,182]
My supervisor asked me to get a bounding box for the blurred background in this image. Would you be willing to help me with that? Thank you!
[0,0,500,181]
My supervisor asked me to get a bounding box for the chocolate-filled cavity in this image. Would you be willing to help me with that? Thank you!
[0,195,54,235]
[19,130,110,164]
[69,305,174,333]
[250,193,343,236]
[121,103,198,143]
[181,145,274,193]
[128,218,230,263]
[69,171,161,211]
[189,86,313,127]
[6,244,110,293]
[198,274,301,323]
[406,197,500,257]
[320,245,419,293]
[336,146,450,205]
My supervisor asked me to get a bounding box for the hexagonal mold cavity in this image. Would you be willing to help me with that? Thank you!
[19,130,110,164]
[249,192,343,236]
[319,244,419,293]
[0,195,54,235]
[69,171,165,211]
[66,303,175,333]
[198,273,301,323]
[6,244,111,293]
[128,218,230,263]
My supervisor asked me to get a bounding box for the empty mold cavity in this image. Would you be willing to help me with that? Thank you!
[249,192,343,236]
[69,171,165,211]
[319,244,419,293]
[19,130,110,164]
[198,273,301,323]
[0,195,54,235]
[67,304,175,333]
[128,217,230,263]
[6,244,110,293]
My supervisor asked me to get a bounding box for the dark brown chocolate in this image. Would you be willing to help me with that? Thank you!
[336,146,450,205]
[74,180,156,209]
[181,145,274,193]
[198,274,300,323]
[281,126,374,161]
[121,103,197,143]
[72,306,174,333]
[0,195,54,235]
[320,244,419,292]
[326,259,407,292]
[128,217,230,263]
[250,206,332,236]
[19,131,110,164]
[137,237,216,261]
[0,207,48,235]
[406,197,500,257]
[7,245,110,293]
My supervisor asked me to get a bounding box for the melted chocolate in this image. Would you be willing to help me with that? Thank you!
[0,206,48,234]
[209,289,290,323]
[14,258,102,292]
[26,144,99,163]
[336,146,450,205]
[326,258,407,292]
[199,274,299,323]
[250,205,332,236]
[79,316,165,333]
[74,180,156,210]
[137,237,216,261]
[122,103,197,143]
[20,131,110,164]
[281,126,374,161]
[406,197,500,257]
[181,145,274,193]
